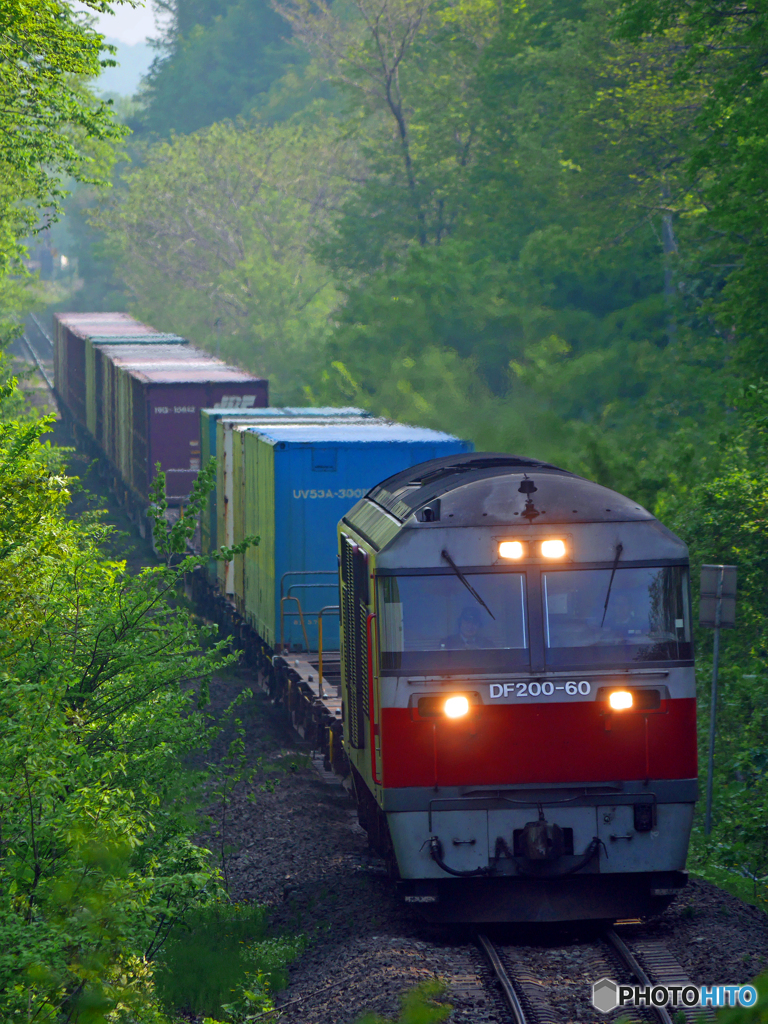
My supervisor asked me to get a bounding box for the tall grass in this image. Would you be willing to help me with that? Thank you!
[154,901,303,1019]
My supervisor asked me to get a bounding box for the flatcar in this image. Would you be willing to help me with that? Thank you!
[338,452,696,922]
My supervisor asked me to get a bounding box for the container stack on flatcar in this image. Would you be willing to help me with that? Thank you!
[199,406,372,566]
[207,409,374,599]
[54,312,267,511]
[238,422,473,651]
[192,414,472,777]
[195,416,470,634]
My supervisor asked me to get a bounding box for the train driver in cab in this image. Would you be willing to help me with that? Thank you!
[442,606,496,650]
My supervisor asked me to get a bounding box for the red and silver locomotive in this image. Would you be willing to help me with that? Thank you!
[339,453,696,922]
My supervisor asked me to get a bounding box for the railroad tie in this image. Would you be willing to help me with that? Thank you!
[632,941,716,1023]
[503,949,562,1024]
[448,971,491,1002]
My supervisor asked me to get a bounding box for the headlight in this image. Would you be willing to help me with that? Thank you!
[499,540,525,559]
[444,695,470,718]
[541,538,567,559]
[609,690,633,710]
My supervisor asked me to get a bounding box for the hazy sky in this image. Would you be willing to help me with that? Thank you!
[72,2,161,45]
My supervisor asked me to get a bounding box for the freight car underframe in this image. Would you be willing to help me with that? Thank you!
[191,569,694,924]
[191,570,349,777]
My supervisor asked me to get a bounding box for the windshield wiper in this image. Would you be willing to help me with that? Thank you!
[441,549,496,620]
[600,542,624,627]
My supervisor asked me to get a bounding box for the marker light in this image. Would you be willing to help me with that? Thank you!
[444,695,470,718]
[609,690,633,711]
[499,540,525,560]
[541,538,567,559]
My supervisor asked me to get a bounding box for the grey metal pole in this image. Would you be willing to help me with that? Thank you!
[705,567,724,835]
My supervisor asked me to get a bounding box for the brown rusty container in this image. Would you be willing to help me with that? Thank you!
[55,313,147,427]
[54,312,184,434]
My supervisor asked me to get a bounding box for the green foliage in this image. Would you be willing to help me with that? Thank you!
[656,389,768,904]
[0,1,128,274]
[0,391,239,1022]
[715,973,768,1024]
[355,980,452,1024]
[101,119,345,401]
[154,900,304,1020]
[68,0,767,505]
[90,0,755,495]
[139,0,304,136]
[50,97,140,317]
[281,0,729,496]
[617,0,768,379]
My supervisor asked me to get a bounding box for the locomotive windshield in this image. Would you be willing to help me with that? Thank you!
[376,564,691,672]
[543,565,691,666]
[378,573,528,672]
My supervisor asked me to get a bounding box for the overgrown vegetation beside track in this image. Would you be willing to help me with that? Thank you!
[661,391,768,908]
[0,404,300,1021]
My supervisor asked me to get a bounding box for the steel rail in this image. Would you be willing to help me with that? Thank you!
[30,313,54,350]
[603,927,673,1024]
[20,333,54,390]
[476,932,528,1024]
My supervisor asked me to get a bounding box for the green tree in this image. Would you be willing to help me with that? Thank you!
[0,1,133,360]
[306,0,726,503]
[656,386,768,906]
[0,1,128,269]
[102,119,347,401]
[140,0,303,136]
[0,395,234,1021]
[618,0,768,379]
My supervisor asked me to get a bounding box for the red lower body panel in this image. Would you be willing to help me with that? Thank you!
[379,699,697,788]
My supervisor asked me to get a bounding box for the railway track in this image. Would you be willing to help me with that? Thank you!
[475,925,713,1024]
[19,314,55,391]
[477,932,529,1024]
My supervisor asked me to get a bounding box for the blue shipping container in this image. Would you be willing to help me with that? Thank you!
[242,422,473,651]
